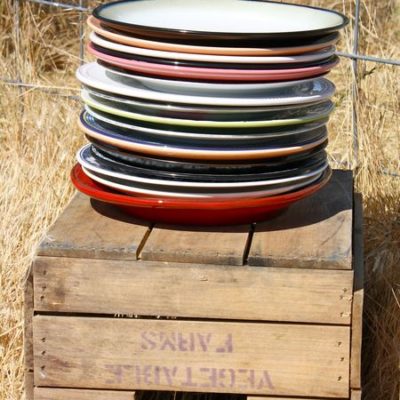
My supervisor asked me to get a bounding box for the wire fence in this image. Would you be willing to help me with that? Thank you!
[3,0,400,176]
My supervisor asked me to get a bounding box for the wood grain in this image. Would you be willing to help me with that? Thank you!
[33,256,353,324]
[140,224,251,265]
[38,193,150,260]
[34,387,135,400]
[24,265,34,400]
[248,170,353,269]
[33,316,350,397]
[350,194,364,390]
[351,389,362,400]
[247,397,332,400]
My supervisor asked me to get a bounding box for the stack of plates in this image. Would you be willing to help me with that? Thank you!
[73,0,348,225]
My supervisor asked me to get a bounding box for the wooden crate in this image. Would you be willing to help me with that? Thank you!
[24,170,364,400]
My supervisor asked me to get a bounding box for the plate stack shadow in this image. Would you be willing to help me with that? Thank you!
[73,0,348,225]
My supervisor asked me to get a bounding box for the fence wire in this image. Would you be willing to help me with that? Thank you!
[3,0,400,175]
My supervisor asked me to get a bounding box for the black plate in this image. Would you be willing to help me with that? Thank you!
[87,137,329,175]
[84,144,327,183]
[93,0,348,45]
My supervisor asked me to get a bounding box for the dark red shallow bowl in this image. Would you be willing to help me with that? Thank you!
[71,163,331,225]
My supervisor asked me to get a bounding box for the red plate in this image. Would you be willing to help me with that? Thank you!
[71,164,331,225]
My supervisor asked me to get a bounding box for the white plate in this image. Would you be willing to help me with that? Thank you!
[78,144,328,189]
[94,0,346,35]
[85,106,329,141]
[103,63,329,95]
[76,63,335,107]
[82,165,323,199]
[90,32,336,64]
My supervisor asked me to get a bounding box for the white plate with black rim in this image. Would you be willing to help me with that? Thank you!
[76,62,335,107]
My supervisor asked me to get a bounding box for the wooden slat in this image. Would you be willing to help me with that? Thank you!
[38,193,150,260]
[140,224,251,266]
[351,389,362,400]
[33,316,350,397]
[248,170,353,269]
[247,397,332,400]
[24,265,34,400]
[34,387,135,400]
[350,194,364,390]
[33,256,353,324]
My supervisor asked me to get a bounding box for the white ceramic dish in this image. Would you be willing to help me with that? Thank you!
[76,63,335,106]
[85,106,329,141]
[93,0,348,40]
[90,32,336,64]
[103,63,329,95]
[82,165,323,199]
[78,143,328,189]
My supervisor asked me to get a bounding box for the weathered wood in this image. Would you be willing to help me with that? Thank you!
[33,316,350,397]
[33,256,353,324]
[351,389,362,400]
[140,224,251,266]
[38,193,150,260]
[350,194,364,390]
[24,265,34,400]
[247,397,332,400]
[34,387,135,400]
[248,170,353,269]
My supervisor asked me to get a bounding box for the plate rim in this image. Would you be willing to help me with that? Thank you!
[87,16,340,56]
[93,0,348,40]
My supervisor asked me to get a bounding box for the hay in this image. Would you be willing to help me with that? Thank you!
[0,1,399,399]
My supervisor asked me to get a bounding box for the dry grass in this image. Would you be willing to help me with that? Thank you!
[0,1,399,399]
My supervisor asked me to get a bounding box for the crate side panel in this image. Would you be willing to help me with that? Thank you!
[248,170,353,270]
[24,265,34,400]
[140,224,251,266]
[38,194,150,260]
[34,387,135,400]
[33,316,350,397]
[350,194,364,389]
[33,257,353,324]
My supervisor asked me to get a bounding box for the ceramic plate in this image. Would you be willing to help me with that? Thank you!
[88,143,327,183]
[88,16,340,56]
[101,62,334,96]
[82,165,323,199]
[88,45,339,81]
[91,43,337,69]
[85,84,331,120]
[79,144,328,188]
[82,90,334,128]
[93,0,348,43]
[77,63,336,106]
[90,32,336,64]
[71,164,332,225]
[79,113,328,160]
[82,110,328,147]
[91,140,328,175]
[85,105,330,141]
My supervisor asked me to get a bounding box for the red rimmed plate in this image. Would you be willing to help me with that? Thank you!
[71,163,332,225]
[88,43,339,82]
